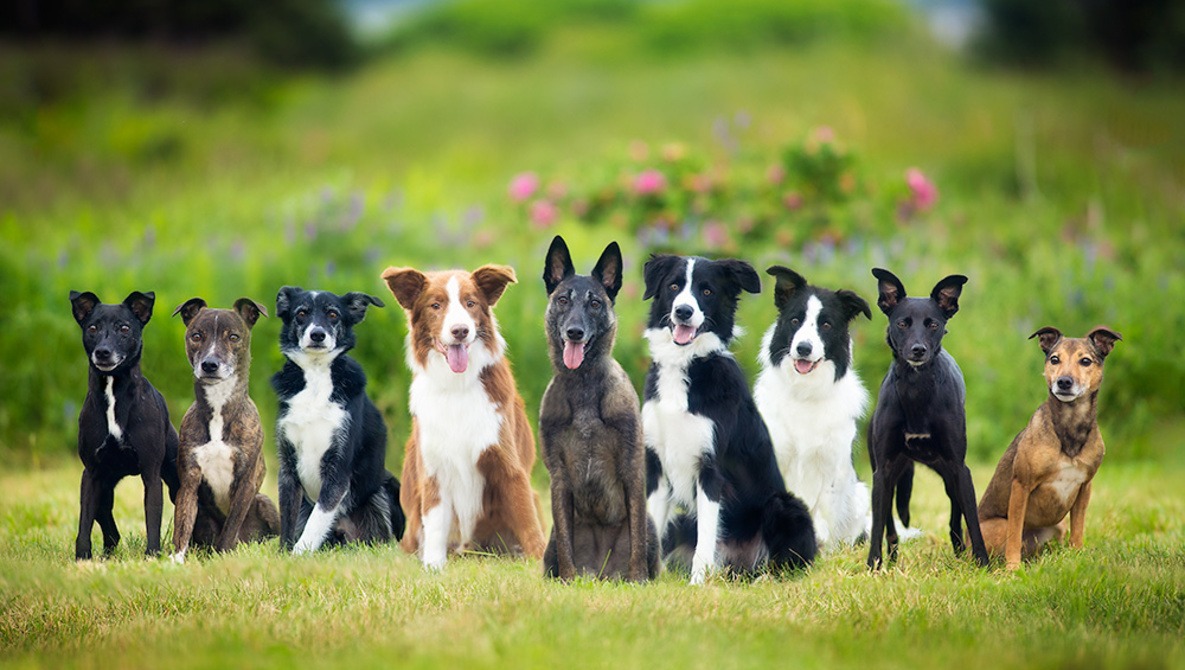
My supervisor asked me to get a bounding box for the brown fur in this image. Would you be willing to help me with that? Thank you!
[172,298,279,557]
[382,265,546,562]
[977,326,1121,569]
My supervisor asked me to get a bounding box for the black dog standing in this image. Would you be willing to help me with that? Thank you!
[865,269,988,569]
[70,291,180,559]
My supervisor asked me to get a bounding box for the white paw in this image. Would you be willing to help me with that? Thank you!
[170,552,185,565]
[814,519,832,547]
[422,553,447,571]
[689,570,706,586]
[292,540,316,555]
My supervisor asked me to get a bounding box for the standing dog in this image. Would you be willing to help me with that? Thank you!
[753,266,873,551]
[865,268,988,569]
[170,298,280,563]
[382,264,546,570]
[539,236,658,581]
[70,290,179,559]
[977,326,1121,569]
[272,287,404,554]
[642,255,816,584]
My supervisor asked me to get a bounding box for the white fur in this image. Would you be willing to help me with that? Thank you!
[754,323,870,550]
[790,296,826,365]
[406,298,506,568]
[671,259,706,330]
[104,376,123,441]
[193,376,237,514]
[690,483,721,584]
[1045,462,1090,506]
[441,277,478,346]
[279,352,349,504]
[293,500,344,554]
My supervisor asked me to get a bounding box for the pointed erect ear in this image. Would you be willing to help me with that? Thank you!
[719,259,761,295]
[124,291,155,325]
[837,289,873,322]
[471,264,517,306]
[642,254,680,300]
[380,268,427,311]
[1029,326,1063,356]
[343,293,384,323]
[871,268,906,315]
[233,298,268,329]
[930,274,968,319]
[1086,326,1122,360]
[592,241,624,303]
[766,265,807,310]
[70,290,101,325]
[172,297,208,326]
[543,235,575,296]
[276,286,301,320]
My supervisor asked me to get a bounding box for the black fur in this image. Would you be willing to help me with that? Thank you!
[865,268,988,569]
[642,256,816,579]
[70,290,179,559]
[271,287,405,552]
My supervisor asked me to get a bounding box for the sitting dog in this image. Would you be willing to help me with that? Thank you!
[539,236,658,581]
[753,266,873,551]
[70,290,179,559]
[866,268,988,569]
[382,263,546,569]
[170,298,280,563]
[272,287,405,554]
[977,326,1122,569]
[642,254,816,584]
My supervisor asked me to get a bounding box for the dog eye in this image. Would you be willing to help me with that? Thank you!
[821,321,832,331]
[556,296,569,306]
[466,300,476,308]
[590,300,601,309]
[295,309,308,320]
[229,333,240,342]
[927,321,939,330]
[431,302,441,311]
[897,320,907,329]
[119,324,130,334]
[702,288,712,297]
[190,332,202,342]
[790,318,800,327]
[87,325,97,334]
[669,283,679,292]
[327,311,339,322]
[1050,355,1060,364]
[1080,357,1092,367]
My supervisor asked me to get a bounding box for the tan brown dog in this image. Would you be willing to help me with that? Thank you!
[977,326,1121,569]
[382,265,546,570]
[170,298,280,563]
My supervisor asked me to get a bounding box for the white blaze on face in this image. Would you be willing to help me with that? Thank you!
[789,295,825,375]
[670,259,705,345]
[297,293,337,352]
[441,276,478,374]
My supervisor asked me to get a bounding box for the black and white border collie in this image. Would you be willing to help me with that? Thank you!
[753,266,873,551]
[641,255,816,583]
[272,287,405,554]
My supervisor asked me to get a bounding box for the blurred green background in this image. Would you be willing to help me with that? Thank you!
[1,0,1182,470]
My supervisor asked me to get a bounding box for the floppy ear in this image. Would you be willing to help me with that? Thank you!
[1029,326,1063,356]
[124,291,155,325]
[1087,326,1122,360]
[233,298,268,329]
[930,274,968,319]
[543,235,575,296]
[471,264,517,306]
[380,268,427,311]
[172,298,208,326]
[871,268,906,315]
[70,291,101,325]
[719,259,761,295]
[837,289,873,322]
[766,265,807,310]
[343,293,384,323]
[275,286,301,320]
[591,241,624,303]
[642,254,681,300]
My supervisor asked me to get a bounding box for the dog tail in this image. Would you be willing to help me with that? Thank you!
[896,462,914,528]
[762,492,817,572]
[383,472,406,542]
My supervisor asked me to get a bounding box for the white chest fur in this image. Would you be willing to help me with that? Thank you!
[279,359,348,503]
[642,360,716,508]
[104,377,123,441]
[194,377,237,514]
[1045,461,1091,506]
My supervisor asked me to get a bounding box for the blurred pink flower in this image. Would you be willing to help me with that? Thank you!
[662,142,687,162]
[508,172,539,202]
[767,164,786,185]
[685,173,713,194]
[906,168,938,210]
[813,126,836,143]
[529,199,559,229]
[633,169,667,196]
[703,221,729,247]
[783,192,803,210]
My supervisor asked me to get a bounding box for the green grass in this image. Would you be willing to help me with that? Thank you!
[2,457,1183,669]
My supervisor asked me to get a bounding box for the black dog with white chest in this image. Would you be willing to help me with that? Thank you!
[642,255,816,584]
[272,287,405,554]
[866,268,988,569]
[70,290,180,559]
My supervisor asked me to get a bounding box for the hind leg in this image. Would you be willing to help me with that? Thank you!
[96,483,121,556]
[942,475,966,555]
[189,510,220,550]
[978,516,1010,557]
[1023,522,1066,557]
[345,487,398,545]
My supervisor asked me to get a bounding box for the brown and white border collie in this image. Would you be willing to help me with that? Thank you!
[381,264,546,569]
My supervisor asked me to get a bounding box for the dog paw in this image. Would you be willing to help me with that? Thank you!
[423,555,447,571]
[1006,561,1021,571]
[292,541,315,556]
[170,552,186,565]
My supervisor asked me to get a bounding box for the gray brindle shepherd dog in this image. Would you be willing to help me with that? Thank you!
[539,236,659,581]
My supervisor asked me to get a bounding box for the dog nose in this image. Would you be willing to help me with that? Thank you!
[201,360,219,374]
[674,305,694,321]
[796,342,812,357]
[93,348,112,361]
[910,344,927,358]
[566,327,585,342]
[1057,377,1074,391]
[451,325,470,341]
[309,329,326,343]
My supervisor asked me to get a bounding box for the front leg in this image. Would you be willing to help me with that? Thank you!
[141,467,164,556]
[216,457,260,553]
[548,472,577,580]
[277,440,303,550]
[420,492,454,570]
[76,468,100,560]
[170,461,203,563]
[624,460,650,582]
[292,461,350,555]
[690,481,721,585]
[1068,480,1092,549]
[1004,478,1032,570]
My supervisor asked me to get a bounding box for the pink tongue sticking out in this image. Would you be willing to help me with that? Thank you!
[794,359,815,374]
[563,341,586,370]
[673,324,697,345]
[446,344,469,373]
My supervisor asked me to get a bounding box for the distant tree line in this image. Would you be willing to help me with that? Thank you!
[0,0,356,68]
